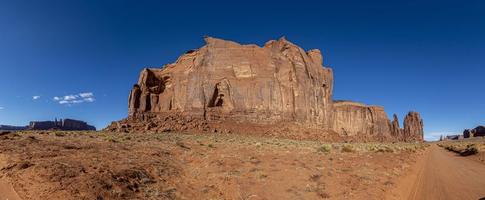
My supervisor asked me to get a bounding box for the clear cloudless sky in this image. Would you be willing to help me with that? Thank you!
[0,0,483,140]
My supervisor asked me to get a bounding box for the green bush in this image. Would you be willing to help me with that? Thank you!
[55,132,65,137]
[341,144,354,153]
[460,145,479,156]
[376,145,394,153]
[317,144,332,153]
[366,145,378,152]
[105,135,119,143]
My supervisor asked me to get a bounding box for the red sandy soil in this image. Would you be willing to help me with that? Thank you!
[0,131,427,199]
[389,144,485,200]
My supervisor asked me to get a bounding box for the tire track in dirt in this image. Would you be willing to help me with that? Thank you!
[0,179,22,200]
[0,154,22,200]
[391,145,485,200]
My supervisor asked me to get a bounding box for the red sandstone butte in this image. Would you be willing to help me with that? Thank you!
[106,37,424,142]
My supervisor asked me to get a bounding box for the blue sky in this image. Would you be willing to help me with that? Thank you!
[0,0,483,140]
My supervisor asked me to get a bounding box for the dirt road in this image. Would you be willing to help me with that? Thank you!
[0,155,21,200]
[391,145,485,200]
[0,179,21,200]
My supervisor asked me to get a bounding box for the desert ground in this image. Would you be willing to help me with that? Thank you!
[389,137,485,200]
[0,131,484,200]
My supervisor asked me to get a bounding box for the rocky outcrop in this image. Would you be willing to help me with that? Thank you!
[472,126,485,137]
[127,37,334,128]
[445,135,462,140]
[464,126,485,138]
[332,101,392,141]
[402,112,424,141]
[463,129,471,138]
[331,102,424,142]
[0,125,28,131]
[107,37,423,142]
[390,114,402,139]
[29,118,96,131]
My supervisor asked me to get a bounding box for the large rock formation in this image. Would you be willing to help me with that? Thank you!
[0,125,28,131]
[332,101,392,141]
[463,129,471,138]
[128,37,333,128]
[464,126,485,138]
[390,114,402,139]
[107,37,423,142]
[402,112,424,141]
[29,118,96,131]
[331,102,424,142]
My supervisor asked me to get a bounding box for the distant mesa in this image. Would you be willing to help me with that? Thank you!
[0,125,28,131]
[1,118,96,131]
[106,37,424,142]
[439,125,484,141]
[29,118,96,131]
[463,126,485,138]
[444,135,463,140]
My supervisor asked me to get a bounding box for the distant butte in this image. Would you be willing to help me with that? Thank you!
[106,37,423,142]
[29,118,96,131]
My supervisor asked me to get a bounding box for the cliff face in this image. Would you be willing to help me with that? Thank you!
[403,112,424,141]
[128,37,334,128]
[465,126,485,138]
[390,114,402,139]
[332,101,392,141]
[29,119,96,131]
[109,37,423,142]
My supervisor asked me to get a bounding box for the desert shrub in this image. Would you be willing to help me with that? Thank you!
[366,144,378,152]
[255,142,262,147]
[317,144,332,153]
[55,132,66,137]
[405,145,417,152]
[445,145,462,153]
[377,145,394,153]
[460,145,479,156]
[176,141,190,149]
[341,144,355,153]
[105,135,119,143]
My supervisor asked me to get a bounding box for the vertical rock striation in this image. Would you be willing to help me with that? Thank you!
[403,112,424,141]
[332,101,392,141]
[390,114,402,139]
